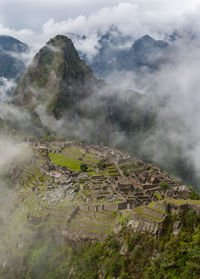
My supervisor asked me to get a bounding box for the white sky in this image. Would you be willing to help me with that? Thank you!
[0,0,200,56]
[0,0,200,30]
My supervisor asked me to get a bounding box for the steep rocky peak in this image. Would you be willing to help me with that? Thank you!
[46,35,80,63]
[13,34,100,118]
[34,34,88,76]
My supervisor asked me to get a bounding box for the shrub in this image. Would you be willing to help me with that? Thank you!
[159,182,169,190]
[187,188,200,200]
[97,159,107,172]
[80,163,88,172]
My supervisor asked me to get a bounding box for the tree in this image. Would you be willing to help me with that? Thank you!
[97,159,107,172]
[80,163,88,172]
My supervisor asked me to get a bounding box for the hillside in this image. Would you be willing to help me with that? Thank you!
[0,137,200,278]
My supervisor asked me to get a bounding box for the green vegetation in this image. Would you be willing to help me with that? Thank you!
[159,181,169,190]
[80,163,88,172]
[96,159,107,172]
[166,199,200,206]
[49,153,82,172]
[187,188,200,200]
[153,192,163,200]
[11,208,200,279]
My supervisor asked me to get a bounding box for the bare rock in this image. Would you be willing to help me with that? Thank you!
[150,176,160,184]
[120,242,129,256]
[173,221,182,237]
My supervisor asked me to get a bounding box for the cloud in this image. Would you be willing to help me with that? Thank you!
[0,77,16,101]
[1,1,200,186]
[0,136,31,173]
[128,40,200,181]
[0,0,199,31]
[0,1,200,60]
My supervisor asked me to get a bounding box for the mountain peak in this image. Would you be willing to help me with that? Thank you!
[133,34,169,50]
[140,34,155,41]
[47,35,77,51]
[13,35,100,119]
[0,35,28,53]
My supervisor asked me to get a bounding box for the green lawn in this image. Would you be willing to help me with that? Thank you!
[49,153,99,175]
[65,148,98,163]
[49,153,82,172]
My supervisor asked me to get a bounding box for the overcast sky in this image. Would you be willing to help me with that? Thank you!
[0,0,200,53]
[0,0,199,30]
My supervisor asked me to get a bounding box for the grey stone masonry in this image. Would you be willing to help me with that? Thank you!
[143,207,165,220]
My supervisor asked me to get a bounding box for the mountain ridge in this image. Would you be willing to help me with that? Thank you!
[88,31,170,78]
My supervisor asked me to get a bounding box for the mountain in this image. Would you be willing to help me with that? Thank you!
[13,35,102,119]
[0,35,27,53]
[0,35,28,80]
[13,35,152,143]
[88,32,170,78]
[12,35,199,191]
[0,35,28,100]
[2,34,200,278]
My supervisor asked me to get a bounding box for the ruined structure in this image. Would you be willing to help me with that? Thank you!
[9,139,193,242]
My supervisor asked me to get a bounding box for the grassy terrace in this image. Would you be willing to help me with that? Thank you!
[166,199,200,205]
[49,153,99,175]
[49,152,120,176]
[49,153,82,172]
[64,147,98,163]
[133,203,164,222]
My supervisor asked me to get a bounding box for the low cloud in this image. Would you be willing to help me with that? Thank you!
[0,77,16,100]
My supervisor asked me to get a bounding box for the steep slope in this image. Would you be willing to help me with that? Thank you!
[0,35,27,53]
[0,35,27,80]
[14,35,102,119]
[0,137,199,278]
[0,35,28,100]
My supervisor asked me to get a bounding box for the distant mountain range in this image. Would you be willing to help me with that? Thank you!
[0,31,170,99]
[77,26,170,79]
